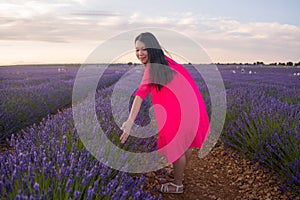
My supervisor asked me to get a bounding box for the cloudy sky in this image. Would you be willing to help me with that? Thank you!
[0,0,299,65]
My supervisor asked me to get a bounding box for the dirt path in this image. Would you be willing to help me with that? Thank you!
[144,142,299,200]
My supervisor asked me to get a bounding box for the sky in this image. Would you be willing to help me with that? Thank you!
[0,0,299,65]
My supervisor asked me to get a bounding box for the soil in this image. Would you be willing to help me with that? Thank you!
[144,142,300,200]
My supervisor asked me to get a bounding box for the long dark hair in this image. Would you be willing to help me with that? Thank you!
[135,32,176,91]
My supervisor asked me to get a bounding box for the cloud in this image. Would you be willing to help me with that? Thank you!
[2,3,299,46]
[0,4,126,42]
[128,12,199,29]
[0,1,70,18]
[71,10,121,17]
[0,1,299,63]
[125,13,300,61]
[176,15,300,62]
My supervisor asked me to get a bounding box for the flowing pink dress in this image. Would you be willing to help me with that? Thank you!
[134,56,210,163]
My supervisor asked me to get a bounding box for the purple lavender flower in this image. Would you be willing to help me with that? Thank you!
[66,177,73,194]
[86,186,94,200]
[47,187,52,199]
[33,182,40,198]
[74,190,81,200]
[0,181,3,196]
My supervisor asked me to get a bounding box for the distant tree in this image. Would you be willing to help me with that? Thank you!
[269,62,277,66]
[278,62,286,66]
[127,62,133,66]
[256,61,264,65]
[295,61,300,66]
[286,61,293,66]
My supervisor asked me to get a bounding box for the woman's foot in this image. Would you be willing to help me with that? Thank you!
[159,182,184,194]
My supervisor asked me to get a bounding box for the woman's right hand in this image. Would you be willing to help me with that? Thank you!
[120,119,134,144]
[120,96,143,144]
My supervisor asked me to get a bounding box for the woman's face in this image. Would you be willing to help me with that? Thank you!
[135,40,149,65]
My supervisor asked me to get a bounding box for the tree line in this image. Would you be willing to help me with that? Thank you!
[128,61,300,66]
[214,61,300,66]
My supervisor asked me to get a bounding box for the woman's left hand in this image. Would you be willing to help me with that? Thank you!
[120,119,134,143]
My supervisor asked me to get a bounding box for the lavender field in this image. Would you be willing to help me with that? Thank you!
[0,64,299,199]
[220,65,300,195]
[0,66,78,142]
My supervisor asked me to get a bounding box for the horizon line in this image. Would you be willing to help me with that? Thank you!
[1,61,300,68]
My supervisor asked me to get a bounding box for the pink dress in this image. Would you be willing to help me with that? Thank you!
[134,56,210,163]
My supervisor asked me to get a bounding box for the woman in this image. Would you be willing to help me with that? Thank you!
[120,32,210,194]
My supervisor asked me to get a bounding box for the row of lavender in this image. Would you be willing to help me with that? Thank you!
[0,65,159,199]
[0,66,78,142]
[220,66,300,195]
[0,65,125,142]
[0,93,158,199]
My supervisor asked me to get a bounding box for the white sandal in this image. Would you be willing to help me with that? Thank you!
[160,182,184,194]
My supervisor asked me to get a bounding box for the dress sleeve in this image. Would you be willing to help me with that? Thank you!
[134,66,151,99]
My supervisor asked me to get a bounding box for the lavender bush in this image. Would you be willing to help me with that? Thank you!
[0,65,127,142]
[0,66,78,142]
[220,66,300,195]
[0,97,159,199]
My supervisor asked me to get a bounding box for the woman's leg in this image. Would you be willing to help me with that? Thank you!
[173,148,192,185]
[172,155,186,188]
[160,149,193,193]
[185,148,193,165]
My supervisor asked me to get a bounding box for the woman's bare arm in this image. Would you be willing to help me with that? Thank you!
[128,96,143,123]
[120,96,143,143]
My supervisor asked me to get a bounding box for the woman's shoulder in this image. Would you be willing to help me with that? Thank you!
[165,56,189,74]
[165,56,176,67]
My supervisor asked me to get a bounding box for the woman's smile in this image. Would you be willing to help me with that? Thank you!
[135,40,149,65]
